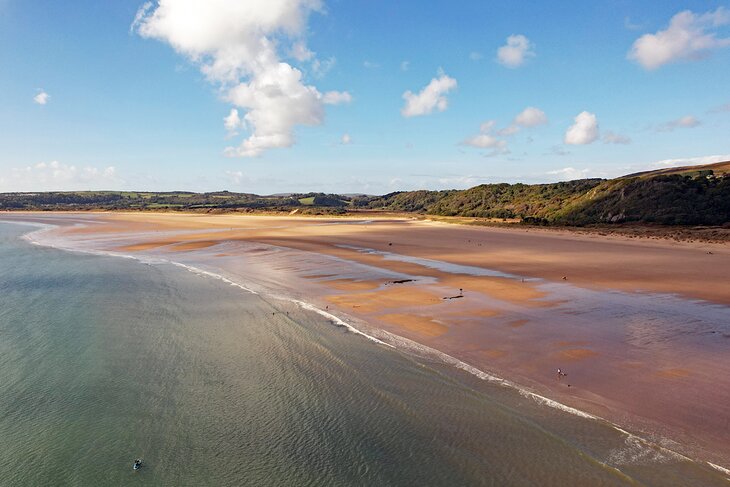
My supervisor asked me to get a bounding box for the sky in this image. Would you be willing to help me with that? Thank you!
[1,0,729,194]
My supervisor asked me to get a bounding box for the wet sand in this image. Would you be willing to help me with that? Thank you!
[3,211,730,470]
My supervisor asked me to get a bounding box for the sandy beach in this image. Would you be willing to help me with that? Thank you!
[4,211,730,469]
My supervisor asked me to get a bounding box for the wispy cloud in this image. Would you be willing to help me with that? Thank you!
[650,154,730,168]
[603,131,631,144]
[708,102,730,114]
[656,115,701,132]
[0,161,121,191]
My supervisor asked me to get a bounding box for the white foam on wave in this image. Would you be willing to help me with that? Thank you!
[289,299,394,348]
[707,462,730,479]
[169,262,259,295]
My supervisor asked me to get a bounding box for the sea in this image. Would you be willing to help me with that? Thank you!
[0,222,727,486]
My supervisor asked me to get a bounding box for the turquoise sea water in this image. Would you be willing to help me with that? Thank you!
[0,223,727,486]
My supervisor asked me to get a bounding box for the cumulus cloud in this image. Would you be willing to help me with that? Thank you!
[496,34,534,68]
[462,134,507,150]
[564,111,599,145]
[628,7,730,70]
[461,121,508,155]
[514,106,547,127]
[603,131,632,144]
[0,161,121,192]
[657,115,701,132]
[340,133,351,145]
[33,90,50,105]
[401,71,457,117]
[498,106,548,135]
[132,0,350,158]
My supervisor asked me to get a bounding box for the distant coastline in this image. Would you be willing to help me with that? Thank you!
[1,161,728,233]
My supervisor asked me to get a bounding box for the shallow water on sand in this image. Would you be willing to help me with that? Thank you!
[0,223,727,486]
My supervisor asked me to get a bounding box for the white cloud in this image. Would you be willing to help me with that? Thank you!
[322,91,352,105]
[462,134,507,151]
[603,131,631,144]
[33,90,50,105]
[133,0,349,158]
[289,40,334,78]
[0,161,121,191]
[223,108,244,135]
[401,71,457,117]
[657,115,701,132]
[400,60,410,71]
[130,2,153,32]
[496,34,535,68]
[564,111,599,145]
[499,106,548,135]
[497,125,521,136]
[479,120,496,133]
[469,51,483,61]
[290,41,314,62]
[341,133,352,145]
[650,154,730,168]
[461,121,508,154]
[514,106,547,127]
[546,167,593,180]
[628,7,730,70]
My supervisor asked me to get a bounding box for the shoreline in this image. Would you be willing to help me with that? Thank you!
[13,221,718,475]
[2,212,729,473]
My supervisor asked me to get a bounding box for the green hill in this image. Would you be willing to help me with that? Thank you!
[1,161,728,226]
[365,161,730,226]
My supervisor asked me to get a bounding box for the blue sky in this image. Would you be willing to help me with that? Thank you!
[1,0,729,194]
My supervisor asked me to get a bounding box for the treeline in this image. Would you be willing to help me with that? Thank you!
[0,191,347,213]
[365,171,729,226]
[2,164,728,226]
